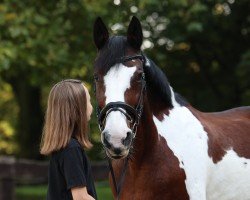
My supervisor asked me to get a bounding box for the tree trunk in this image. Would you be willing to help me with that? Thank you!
[9,77,43,159]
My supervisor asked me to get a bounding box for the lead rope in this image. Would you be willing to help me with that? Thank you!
[108,157,129,200]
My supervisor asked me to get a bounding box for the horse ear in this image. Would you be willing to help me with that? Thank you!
[127,16,143,50]
[93,17,109,50]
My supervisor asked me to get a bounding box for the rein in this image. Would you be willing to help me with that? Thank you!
[95,53,147,200]
[108,157,129,200]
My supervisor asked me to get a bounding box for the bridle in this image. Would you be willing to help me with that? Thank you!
[95,54,146,136]
[94,53,147,200]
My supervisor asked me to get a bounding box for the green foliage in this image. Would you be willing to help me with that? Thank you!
[0,0,249,158]
[15,185,47,200]
[237,50,250,105]
[0,0,102,158]
[96,181,113,200]
[0,81,18,154]
[0,0,91,84]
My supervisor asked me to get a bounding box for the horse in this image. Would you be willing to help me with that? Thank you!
[93,16,250,200]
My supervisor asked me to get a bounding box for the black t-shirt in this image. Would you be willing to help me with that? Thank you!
[46,138,97,200]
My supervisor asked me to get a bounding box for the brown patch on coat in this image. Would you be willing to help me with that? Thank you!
[188,106,250,163]
[94,78,106,109]
[124,66,144,106]
[125,47,171,121]
[150,104,170,121]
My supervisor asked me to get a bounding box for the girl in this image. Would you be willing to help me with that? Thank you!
[40,79,97,200]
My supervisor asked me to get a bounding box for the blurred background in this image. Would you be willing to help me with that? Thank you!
[0,0,249,199]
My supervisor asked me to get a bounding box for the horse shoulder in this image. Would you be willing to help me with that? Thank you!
[153,106,210,200]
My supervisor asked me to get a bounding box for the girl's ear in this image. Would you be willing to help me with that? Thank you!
[127,16,143,50]
[93,17,109,50]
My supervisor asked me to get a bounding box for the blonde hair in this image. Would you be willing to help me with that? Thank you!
[40,79,92,155]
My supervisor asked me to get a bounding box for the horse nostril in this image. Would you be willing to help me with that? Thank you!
[113,148,122,155]
[102,131,111,149]
[122,131,133,146]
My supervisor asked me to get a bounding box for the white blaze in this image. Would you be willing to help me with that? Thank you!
[103,64,136,147]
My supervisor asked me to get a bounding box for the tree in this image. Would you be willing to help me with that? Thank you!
[0,0,100,158]
[134,0,250,110]
[0,0,249,158]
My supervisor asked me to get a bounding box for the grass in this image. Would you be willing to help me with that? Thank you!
[15,185,47,200]
[95,181,113,200]
[15,181,113,200]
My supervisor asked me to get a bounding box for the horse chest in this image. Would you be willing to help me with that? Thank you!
[117,145,190,200]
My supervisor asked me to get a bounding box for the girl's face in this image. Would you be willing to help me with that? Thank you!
[83,84,93,121]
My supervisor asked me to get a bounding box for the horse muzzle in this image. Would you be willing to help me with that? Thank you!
[101,130,133,159]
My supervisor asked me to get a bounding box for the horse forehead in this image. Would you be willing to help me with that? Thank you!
[104,64,136,103]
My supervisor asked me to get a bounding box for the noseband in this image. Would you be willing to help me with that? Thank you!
[96,54,146,138]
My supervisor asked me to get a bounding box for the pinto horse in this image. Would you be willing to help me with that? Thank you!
[93,16,250,200]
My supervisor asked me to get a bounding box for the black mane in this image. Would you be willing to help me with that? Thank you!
[144,57,188,107]
[144,58,173,107]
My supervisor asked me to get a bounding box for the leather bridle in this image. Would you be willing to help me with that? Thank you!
[95,54,146,136]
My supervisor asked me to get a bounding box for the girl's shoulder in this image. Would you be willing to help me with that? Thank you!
[52,138,84,157]
[67,138,82,149]
[53,138,86,165]
[62,138,85,156]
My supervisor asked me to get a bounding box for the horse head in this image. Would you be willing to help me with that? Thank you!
[93,17,147,159]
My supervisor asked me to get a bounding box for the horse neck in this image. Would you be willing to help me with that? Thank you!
[131,81,177,162]
[131,97,169,166]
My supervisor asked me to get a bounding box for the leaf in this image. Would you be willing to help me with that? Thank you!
[187,21,203,32]
[189,2,208,14]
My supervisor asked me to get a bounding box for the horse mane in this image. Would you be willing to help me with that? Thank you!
[144,57,188,107]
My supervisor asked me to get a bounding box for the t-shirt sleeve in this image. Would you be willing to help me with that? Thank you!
[61,147,87,190]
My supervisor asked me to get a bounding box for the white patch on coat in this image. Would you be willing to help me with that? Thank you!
[206,149,250,200]
[153,90,250,200]
[103,64,136,147]
[153,106,208,200]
